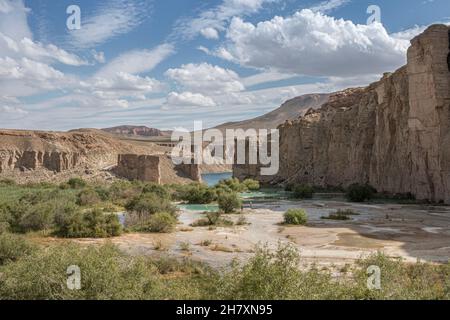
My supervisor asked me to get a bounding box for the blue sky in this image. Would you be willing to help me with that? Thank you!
[0,0,449,130]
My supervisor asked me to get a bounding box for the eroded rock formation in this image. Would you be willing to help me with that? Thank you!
[116,154,162,184]
[234,25,450,203]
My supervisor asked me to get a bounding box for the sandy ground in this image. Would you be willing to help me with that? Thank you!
[69,199,450,269]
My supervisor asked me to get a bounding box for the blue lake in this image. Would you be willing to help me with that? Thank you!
[201,172,233,186]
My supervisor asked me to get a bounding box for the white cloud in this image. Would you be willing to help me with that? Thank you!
[81,72,164,101]
[0,57,64,81]
[242,71,296,87]
[309,0,350,13]
[165,92,217,108]
[173,0,276,40]
[91,50,106,64]
[215,9,410,77]
[96,43,174,78]
[66,0,150,49]
[200,27,220,39]
[0,0,31,42]
[166,63,245,94]
[0,32,88,66]
[1,105,28,115]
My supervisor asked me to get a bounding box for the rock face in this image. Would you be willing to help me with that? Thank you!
[234,25,450,203]
[116,154,162,184]
[102,125,167,137]
[215,94,330,131]
[116,154,202,184]
[0,150,80,173]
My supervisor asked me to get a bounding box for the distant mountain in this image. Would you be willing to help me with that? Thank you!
[215,93,330,131]
[102,125,171,137]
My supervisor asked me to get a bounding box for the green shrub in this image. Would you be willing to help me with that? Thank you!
[0,179,16,187]
[176,183,216,204]
[109,180,142,205]
[0,233,34,265]
[94,186,111,201]
[283,209,308,225]
[212,244,344,300]
[0,244,160,300]
[17,201,56,232]
[321,209,360,220]
[54,208,122,238]
[67,178,87,189]
[191,212,234,227]
[125,193,177,217]
[218,192,242,214]
[142,183,171,200]
[292,184,314,199]
[76,188,101,206]
[217,178,247,192]
[242,179,260,191]
[137,212,177,233]
[346,184,376,202]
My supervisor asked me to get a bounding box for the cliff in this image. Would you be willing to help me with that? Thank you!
[234,25,450,203]
[101,125,170,137]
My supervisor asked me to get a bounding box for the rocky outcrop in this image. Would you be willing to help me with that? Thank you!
[234,25,450,203]
[116,154,161,183]
[116,154,202,184]
[102,125,167,137]
[0,150,80,173]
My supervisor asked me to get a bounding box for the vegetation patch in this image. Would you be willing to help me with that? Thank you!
[322,209,359,221]
[346,184,376,202]
[283,209,308,225]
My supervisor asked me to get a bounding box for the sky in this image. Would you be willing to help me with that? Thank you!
[0,0,449,131]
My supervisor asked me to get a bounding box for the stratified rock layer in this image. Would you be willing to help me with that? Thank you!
[235,25,450,203]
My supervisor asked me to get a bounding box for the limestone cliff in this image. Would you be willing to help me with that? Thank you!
[234,25,450,203]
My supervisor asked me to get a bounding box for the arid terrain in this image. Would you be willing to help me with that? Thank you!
[54,197,449,270]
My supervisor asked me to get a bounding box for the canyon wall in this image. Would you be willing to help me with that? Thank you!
[234,25,450,203]
[116,154,162,184]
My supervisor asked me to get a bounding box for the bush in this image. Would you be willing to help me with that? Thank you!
[125,193,177,217]
[94,186,111,201]
[283,209,308,225]
[0,179,16,187]
[292,184,314,199]
[137,212,177,233]
[0,244,161,300]
[218,192,242,214]
[212,244,344,300]
[346,184,376,202]
[142,183,171,200]
[54,208,122,238]
[217,178,247,193]
[242,179,260,191]
[191,212,234,227]
[176,183,216,204]
[109,180,142,205]
[76,188,101,206]
[17,201,56,232]
[67,178,87,189]
[0,233,34,265]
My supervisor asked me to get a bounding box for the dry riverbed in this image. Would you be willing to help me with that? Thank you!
[65,199,450,270]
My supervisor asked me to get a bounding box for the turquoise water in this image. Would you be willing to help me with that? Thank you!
[201,172,233,186]
[178,203,220,212]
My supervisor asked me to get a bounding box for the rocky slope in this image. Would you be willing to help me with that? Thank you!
[101,125,171,137]
[0,129,192,184]
[215,93,330,131]
[235,25,450,203]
